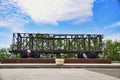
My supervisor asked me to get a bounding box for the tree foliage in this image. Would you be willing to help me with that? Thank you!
[99,40,120,61]
[0,48,20,58]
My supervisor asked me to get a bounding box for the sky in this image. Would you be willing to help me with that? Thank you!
[0,0,120,48]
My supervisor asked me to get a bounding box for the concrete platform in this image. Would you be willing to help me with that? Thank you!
[0,68,120,80]
[0,63,120,80]
[0,63,120,68]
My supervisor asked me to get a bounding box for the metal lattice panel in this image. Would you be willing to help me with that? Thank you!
[10,33,103,55]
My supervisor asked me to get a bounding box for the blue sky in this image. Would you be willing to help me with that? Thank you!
[0,0,120,48]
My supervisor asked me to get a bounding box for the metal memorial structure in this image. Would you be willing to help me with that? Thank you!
[10,33,103,58]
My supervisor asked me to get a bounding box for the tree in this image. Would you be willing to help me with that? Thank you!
[0,48,10,58]
[0,48,20,58]
[100,40,120,61]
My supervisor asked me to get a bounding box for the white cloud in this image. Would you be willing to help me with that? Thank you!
[0,23,24,33]
[0,19,25,33]
[14,0,94,24]
[104,21,120,30]
[110,21,120,28]
[105,33,120,41]
[104,22,120,41]
[0,0,94,48]
[0,0,94,32]
[0,0,29,32]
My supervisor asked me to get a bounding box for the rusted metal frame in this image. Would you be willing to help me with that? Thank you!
[22,37,99,39]
[95,35,101,50]
[11,33,103,55]
[21,38,25,50]
[21,34,24,50]
[79,35,83,50]
[44,35,48,50]
[76,35,79,50]
[47,34,53,50]
[82,35,86,50]
[99,35,102,51]
[63,35,65,50]
[32,34,34,50]
[25,34,29,50]
[20,36,22,50]
[59,35,62,50]
[90,37,93,50]
[70,35,73,50]
[72,36,75,50]
[36,34,43,50]
[29,34,39,50]
[22,34,28,49]
[84,35,87,50]
[85,35,90,51]
[64,35,67,50]
[72,36,74,50]
[71,35,73,50]
[77,35,81,50]
[35,35,38,51]
[88,35,91,50]
[35,34,40,50]
[53,35,55,50]
[12,33,15,46]
[28,34,33,50]
[52,34,99,36]
[14,33,101,36]
[16,33,19,50]
[68,36,71,50]
[94,36,97,50]
[47,34,49,50]
[60,36,63,50]
[34,37,40,51]
[70,36,72,50]
[61,37,64,50]
[73,36,76,50]
[27,34,30,49]
[47,35,49,50]
[73,35,75,50]
[75,35,79,50]
[42,34,44,51]
[28,50,102,53]
[64,36,66,50]
[17,33,22,50]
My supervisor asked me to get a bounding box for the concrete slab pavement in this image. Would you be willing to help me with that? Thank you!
[87,68,120,78]
[0,69,120,80]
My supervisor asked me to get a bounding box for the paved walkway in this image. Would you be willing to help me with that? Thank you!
[0,69,120,80]
[0,63,120,68]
